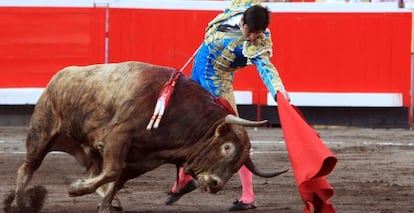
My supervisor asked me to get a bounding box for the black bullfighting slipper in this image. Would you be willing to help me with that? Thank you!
[228,200,257,211]
[164,179,198,205]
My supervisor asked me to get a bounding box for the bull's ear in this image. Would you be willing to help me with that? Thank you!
[215,123,230,137]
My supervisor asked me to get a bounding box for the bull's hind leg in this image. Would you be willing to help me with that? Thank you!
[11,124,59,211]
[4,93,61,213]
[68,129,130,197]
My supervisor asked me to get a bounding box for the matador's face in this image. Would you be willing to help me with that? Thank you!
[239,17,263,42]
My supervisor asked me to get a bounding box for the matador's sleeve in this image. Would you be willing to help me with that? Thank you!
[251,55,285,99]
[243,32,286,99]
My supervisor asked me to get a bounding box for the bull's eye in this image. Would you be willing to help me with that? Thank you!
[221,142,235,156]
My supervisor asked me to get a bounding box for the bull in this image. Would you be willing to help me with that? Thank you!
[4,61,287,213]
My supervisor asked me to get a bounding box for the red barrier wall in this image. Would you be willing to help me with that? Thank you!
[0,7,106,87]
[108,9,411,106]
[266,12,411,106]
[0,3,411,108]
[109,9,216,72]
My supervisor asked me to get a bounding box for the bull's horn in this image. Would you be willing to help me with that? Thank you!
[244,157,289,178]
[224,114,268,126]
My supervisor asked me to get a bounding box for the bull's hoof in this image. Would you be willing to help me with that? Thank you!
[112,205,123,212]
[3,190,16,213]
[97,203,122,213]
[3,186,47,213]
[111,197,123,211]
[68,179,93,197]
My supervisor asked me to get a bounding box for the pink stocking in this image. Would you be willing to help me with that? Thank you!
[238,165,254,203]
[171,167,194,193]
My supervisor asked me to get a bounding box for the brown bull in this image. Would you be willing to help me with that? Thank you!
[5,61,287,213]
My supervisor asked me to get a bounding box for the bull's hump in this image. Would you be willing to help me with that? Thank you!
[48,61,174,103]
[54,62,137,85]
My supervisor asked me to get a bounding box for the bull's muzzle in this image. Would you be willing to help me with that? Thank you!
[197,174,224,194]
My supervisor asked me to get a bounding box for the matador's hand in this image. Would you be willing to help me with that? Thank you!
[276,90,290,103]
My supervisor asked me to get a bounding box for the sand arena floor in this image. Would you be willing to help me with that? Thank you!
[0,126,413,213]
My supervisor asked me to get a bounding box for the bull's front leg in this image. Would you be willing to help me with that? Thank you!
[68,131,130,197]
[96,183,123,211]
[97,181,125,213]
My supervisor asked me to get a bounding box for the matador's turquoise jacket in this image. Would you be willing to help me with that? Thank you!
[191,0,286,111]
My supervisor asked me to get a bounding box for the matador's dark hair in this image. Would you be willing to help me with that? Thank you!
[242,5,270,33]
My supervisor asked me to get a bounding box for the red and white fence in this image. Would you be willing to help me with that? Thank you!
[0,1,411,124]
